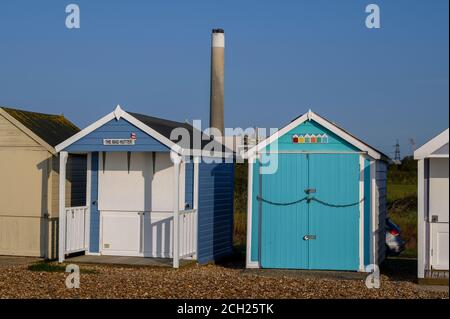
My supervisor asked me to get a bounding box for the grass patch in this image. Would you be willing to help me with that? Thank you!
[233,162,248,247]
[234,211,247,246]
[28,262,67,273]
[387,180,418,258]
[28,261,97,274]
[387,183,417,203]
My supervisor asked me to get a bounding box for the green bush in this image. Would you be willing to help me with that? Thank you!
[28,262,96,273]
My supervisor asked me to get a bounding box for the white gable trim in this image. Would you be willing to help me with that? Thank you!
[55,105,233,158]
[414,128,449,160]
[55,105,183,154]
[55,109,115,152]
[0,107,56,155]
[245,111,383,160]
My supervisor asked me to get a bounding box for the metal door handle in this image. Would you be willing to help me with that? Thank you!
[303,235,316,240]
[304,188,316,194]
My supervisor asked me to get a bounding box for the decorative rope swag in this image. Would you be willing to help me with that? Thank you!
[256,195,364,208]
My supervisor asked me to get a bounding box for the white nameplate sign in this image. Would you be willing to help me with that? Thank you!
[103,138,136,146]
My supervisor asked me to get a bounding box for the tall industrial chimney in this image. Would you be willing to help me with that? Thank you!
[210,28,225,135]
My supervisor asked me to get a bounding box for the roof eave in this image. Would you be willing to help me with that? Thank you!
[244,111,386,161]
[414,128,449,160]
[0,107,57,155]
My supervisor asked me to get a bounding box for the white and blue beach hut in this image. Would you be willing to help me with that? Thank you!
[55,105,234,268]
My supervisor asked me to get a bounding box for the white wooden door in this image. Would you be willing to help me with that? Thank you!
[429,158,449,270]
[96,152,186,258]
[101,211,141,256]
[429,158,449,223]
[431,223,449,270]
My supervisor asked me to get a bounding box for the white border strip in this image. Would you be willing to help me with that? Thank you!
[246,158,259,268]
[414,128,448,160]
[359,155,365,271]
[85,152,92,253]
[370,159,377,265]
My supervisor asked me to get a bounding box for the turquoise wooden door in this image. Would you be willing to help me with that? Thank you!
[259,153,360,270]
[308,154,360,270]
[260,154,310,269]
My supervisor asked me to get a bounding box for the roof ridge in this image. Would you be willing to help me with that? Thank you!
[1,106,80,147]
[128,111,193,127]
[1,106,63,118]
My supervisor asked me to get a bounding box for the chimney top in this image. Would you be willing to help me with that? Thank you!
[212,28,224,33]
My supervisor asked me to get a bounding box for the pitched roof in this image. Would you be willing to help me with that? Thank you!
[55,105,233,156]
[245,110,389,161]
[129,112,229,151]
[414,128,449,159]
[1,107,80,148]
[305,111,389,160]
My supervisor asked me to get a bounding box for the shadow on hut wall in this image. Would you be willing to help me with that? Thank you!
[36,154,87,260]
[98,151,174,257]
[197,162,234,264]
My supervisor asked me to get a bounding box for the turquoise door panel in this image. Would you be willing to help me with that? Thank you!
[308,154,360,270]
[258,153,361,270]
[260,154,309,269]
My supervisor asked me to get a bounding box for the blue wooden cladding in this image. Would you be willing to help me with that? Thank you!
[65,118,169,152]
[307,154,360,271]
[89,152,100,253]
[265,120,359,152]
[259,153,360,270]
[260,154,310,269]
[184,162,194,209]
[197,161,234,264]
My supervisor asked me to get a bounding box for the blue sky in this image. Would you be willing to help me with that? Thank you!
[0,0,448,156]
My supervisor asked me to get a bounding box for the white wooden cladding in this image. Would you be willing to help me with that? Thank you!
[98,152,185,213]
[99,209,197,259]
[429,158,449,223]
[98,152,152,212]
[65,206,88,253]
[431,223,449,270]
[142,211,173,257]
[178,209,197,259]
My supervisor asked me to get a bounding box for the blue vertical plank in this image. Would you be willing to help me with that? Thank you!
[89,152,100,253]
[251,160,260,262]
[65,118,169,152]
[197,161,234,264]
[308,154,360,271]
[260,154,309,269]
[184,162,194,209]
[265,120,359,152]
